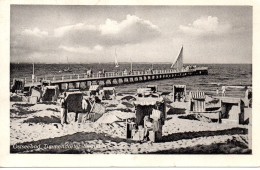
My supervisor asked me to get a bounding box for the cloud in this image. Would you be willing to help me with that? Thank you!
[93,45,103,51]
[22,27,48,37]
[12,29,56,53]
[54,14,160,47]
[179,16,231,36]
[59,45,103,54]
[11,15,160,61]
[101,15,160,45]
[100,15,160,35]
[54,23,97,37]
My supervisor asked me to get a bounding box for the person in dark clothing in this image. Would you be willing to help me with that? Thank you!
[60,92,68,125]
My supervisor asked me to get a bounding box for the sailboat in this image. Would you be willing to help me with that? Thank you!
[114,48,119,68]
[59,56,72,72]
[171,46,183,71]
[63,66,71,72]
[32,62,35,83]
[129,56,133,74]
[63,56,72,72]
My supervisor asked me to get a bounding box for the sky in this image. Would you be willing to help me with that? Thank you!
[10,5,252,64]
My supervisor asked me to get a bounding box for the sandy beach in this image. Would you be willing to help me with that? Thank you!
[10,93,251,154]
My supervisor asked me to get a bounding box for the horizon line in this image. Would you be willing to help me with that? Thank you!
[10,62,252,65]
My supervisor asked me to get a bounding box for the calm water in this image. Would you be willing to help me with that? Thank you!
[10,63,252,97]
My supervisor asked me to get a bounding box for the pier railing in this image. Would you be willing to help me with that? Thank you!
[14,67,207,84]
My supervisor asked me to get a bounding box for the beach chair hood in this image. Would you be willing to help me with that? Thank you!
[42,86,59,101]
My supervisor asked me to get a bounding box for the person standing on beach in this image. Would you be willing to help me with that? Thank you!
[222,86,226,97]
[245,86,249,99]
[143,116,153,141]
[150,105,163,142]
[60,92,68,125]
[216,87,219,96]
[79,96,91,123]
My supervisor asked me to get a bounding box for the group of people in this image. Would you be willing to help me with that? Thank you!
[174,92,185,102]
[86,69,93,78]
[97,69,106,77]
[143,107,162,142]
[86,69,107,78]
[59,92,100,125]
[216,86,252,99]
[129,104,163,142]
[216,86,226,97]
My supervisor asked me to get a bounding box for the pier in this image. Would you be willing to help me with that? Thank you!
[12,47,209,91]
[20,67,208,91]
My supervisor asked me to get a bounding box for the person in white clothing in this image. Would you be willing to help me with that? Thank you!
[222,86,226,97]
[60,92,68,125]
[144,116,153,141]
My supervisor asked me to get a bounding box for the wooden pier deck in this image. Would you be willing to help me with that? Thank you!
[21,67,208,90]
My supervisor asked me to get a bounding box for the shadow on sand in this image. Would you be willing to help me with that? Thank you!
[160,127,248,143]
[11,127,248,154]
[167,105,186,115]
[148,142,251,154]
[10,131,136,153]
[148,127,250,154]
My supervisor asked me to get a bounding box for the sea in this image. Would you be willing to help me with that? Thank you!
[10,63,252,98]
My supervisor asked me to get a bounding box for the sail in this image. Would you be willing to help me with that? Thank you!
[64,56,71,71]
[171,46,183,71]
[60,56,72,72]
[130,56,132,72]
[115,48,119,68]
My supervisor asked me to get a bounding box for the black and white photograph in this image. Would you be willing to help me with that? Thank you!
[1,0,260,167]
[8,4,254,155]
